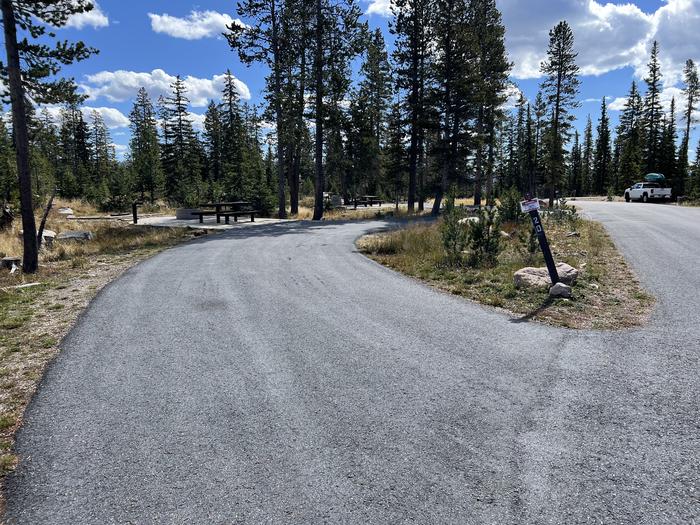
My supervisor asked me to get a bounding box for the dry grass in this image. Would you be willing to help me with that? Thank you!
[292,204,431,221]
[0,208,202,492]
[358,216,654,330]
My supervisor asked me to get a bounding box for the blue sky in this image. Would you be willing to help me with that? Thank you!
[54,0,700,159]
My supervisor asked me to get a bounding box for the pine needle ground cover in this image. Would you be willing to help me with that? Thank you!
[358,217,654,330]
[0,208,199,486]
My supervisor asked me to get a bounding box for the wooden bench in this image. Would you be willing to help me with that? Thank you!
[354,198,383,208]
[217,210,260,224]
[191,210,219,223]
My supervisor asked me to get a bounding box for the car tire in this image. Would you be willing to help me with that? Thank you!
[625,193,630,202]
[642,193,649,203]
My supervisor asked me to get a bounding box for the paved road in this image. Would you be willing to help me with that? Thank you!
[5,202,699,524]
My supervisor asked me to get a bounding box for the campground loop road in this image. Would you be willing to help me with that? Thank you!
[5,201,699,524]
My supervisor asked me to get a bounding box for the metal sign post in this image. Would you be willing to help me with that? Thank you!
[521,199,559,285]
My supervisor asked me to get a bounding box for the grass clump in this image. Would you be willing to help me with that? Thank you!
[358,206,653,330]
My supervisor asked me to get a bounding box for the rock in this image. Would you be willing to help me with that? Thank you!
[566,231,580,237]
[1,256,21,270]
[58,207,74,215]
[514,267,552,289]
[549,282,572,298]
[56,230,94,242]
[514,262,579,289]
[556,262,579,285]
[500,230,511,239]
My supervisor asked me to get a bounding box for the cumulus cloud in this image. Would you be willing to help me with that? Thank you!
[499,0,653,79]
[368,0,699,85]
[64,1,109,29]
[80,69,251,108]
[365,0,392,16]
[148,10,245,40]
[40,105,130,129]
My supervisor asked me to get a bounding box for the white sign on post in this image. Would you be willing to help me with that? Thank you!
[520,199,541,213]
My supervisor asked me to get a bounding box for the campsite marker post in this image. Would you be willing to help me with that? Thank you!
[520,198,559,285]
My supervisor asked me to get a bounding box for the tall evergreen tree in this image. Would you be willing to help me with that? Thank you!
[593,97,612,195]
[539,21,580,204]
[228,0,287,218]
[468,0,510,206]
[643,41,663,174]
[1,0,97,272]
[129,87,163,202]
[660,97,678,194]
[203,100,224,196]
[581,116,594,195]
[88,110,111,203]
[615,81,644,191]
[569,130,582,196]
[160,76,202,205]
[679,59,699,194]
[391,0,431,212]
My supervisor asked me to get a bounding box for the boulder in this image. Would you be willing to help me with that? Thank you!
[57,207,74,215]
[556,262,579,285]
[514,262,579,289]
[549,282,572,298]
[56,230,94,242]
[513,267,551,289]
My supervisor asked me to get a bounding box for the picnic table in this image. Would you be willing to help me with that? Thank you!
[192,201,259,224]
[353,195,383,209]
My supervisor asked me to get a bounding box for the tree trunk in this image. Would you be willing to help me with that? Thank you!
[2,0,38,273]
[270,0,287,219]
[312,0,324,221]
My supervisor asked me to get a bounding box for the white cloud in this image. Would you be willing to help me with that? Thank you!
[64,1,109,29]
[189,112,206,132]
[365,0,392,16]
[148,10,245,40]
[499,0,653,79]
[80,69,251,108]
[40,105,130,129]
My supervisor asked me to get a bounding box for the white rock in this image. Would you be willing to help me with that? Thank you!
[549,282,572,298]
[514,262,579,289]
[56,230,94,241]
[58,207,74,215]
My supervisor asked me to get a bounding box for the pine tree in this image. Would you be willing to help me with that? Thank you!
[593,97,612,195]
[391,0,431,212]
[679,59,699,195]
[88,110,111,203]
[203,100,224,197]
[643,41,663,174]
[539,21,580,204]
[569,130,582,196]
[129,87,163,202]
[385,102,407,208]
[1,0,97,272]
[615,81,644,191]
[0,118,16,202]
[581,116,594,195]
[160,76,202,206]
[468,0,510,206]
[660,97,678,194]
[220,70,245,200]
[228,0,287,218]
[431,0,478,214]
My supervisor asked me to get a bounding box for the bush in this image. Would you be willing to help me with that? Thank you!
[498,186,524,223]
[467,206,502,267]
[440,193,468,265]
[606,186,615,201]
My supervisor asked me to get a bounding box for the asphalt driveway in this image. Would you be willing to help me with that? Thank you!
[5,201,699,524]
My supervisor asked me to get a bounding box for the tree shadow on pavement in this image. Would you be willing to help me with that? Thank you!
[510,297,555,324]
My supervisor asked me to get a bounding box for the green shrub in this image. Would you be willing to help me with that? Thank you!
[440,193,468,265]
[498,186,524,223]
[467,206,502,268]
